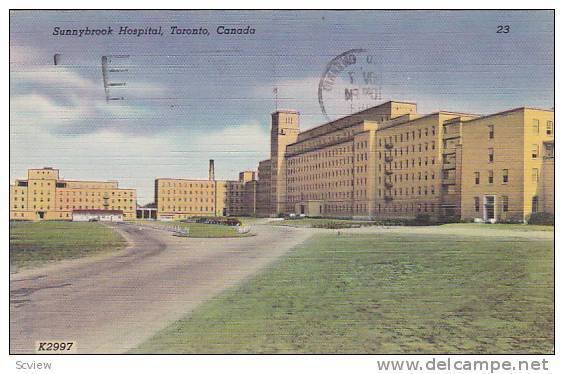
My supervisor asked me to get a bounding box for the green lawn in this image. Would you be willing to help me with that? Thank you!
[442,223,554,232]
[231,216,265,225]
[134,220,253,238]
[133,230,554,354]
[270,218,373,228]
[10,221,126,272]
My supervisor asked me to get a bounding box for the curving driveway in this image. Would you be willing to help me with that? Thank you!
[10,223,312,354]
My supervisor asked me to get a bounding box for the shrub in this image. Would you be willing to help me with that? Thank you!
[410,214,432,226]
[311,221,360,229]
[527,212,554,226]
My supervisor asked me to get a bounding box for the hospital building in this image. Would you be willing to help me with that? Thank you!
[256,100,554,222]
[10,167,136,221]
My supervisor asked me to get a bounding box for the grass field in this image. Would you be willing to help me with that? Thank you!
[269,218,374,228]
[10,221,126,272]
[134,220,253,238]
[442,223,554,232]
[134,228,554,354]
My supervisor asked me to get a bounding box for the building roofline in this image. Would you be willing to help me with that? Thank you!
[59,179,118,183]
[297,100,417,137]
[155,177,216,182]
[287,119,368,148]
[272,109,300,115]
[377,111,479,131]
[462,106,553,124]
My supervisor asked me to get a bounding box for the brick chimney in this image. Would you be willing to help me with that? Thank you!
[208,159,215,181]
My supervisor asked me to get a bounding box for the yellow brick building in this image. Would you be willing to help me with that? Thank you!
[256,159,271,216]
[13,103,552,224]
[279,101,418,218]
[10,167,136,221]
[257,101,554,222]
[457,108,554,222]
[376,112,478,219]
[154,161,257,220]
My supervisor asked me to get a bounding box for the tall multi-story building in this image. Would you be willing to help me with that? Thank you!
[376,111,479,220]
[154,160,258,220]
[256,159,271,216]
[264,101,418,218]
[257,101,554,222]
[10,167,136,221]
[455,107,555,222]
[269,110,300,215]
[13,102,552,224]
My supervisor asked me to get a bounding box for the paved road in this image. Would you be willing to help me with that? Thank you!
[10,223,312,353]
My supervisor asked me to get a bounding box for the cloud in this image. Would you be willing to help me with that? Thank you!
[10,118,270,204]
[253,76,327,130]
[10,61,170,135]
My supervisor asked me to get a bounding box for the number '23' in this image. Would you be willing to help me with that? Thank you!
[497,25,510,33]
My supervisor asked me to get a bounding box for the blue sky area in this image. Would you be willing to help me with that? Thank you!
[10,10,554,203]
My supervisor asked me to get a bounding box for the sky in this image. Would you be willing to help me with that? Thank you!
[10,10,554,204]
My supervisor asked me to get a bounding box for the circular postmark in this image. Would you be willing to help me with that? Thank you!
[318,49,383,122]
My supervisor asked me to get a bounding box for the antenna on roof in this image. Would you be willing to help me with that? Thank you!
[273,87,278,111]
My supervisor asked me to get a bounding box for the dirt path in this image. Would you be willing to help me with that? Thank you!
[10,223,312,354]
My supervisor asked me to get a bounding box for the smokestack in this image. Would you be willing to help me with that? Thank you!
[209,159,215,181]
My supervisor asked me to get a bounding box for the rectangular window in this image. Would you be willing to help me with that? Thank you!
[488,170,494,184]
[532,168,539,183]
[533,119,540,134]
[474,197,480,212]
[488,125,494,139]
[544,142,554,158]
[502,169,509,183]
[474,172,480,185]
[502,196,509,212]
[547,121,553,136]
[532,144,539,159]
[532,196,539,213]
[488,148,494,163]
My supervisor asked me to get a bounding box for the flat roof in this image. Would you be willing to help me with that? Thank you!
[378,111,479,131]
[272,109,300,115]
[297,100,417,137]
[155,178,216,182]
[462,106,553,124]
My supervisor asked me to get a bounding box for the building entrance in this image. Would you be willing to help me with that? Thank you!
[484,196,495,221]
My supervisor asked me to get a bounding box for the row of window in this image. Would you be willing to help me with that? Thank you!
[531,119,553,136]
[160,206,214,212]
[288,169,354,183]
[159,190,215,196]
[378,202,437,214]
[379,185,436,197]
[473,196,509,212]
[486,119,553,140]
[379,171,436,184]
[288,130,357,155]
[475,169,540,185]
[288,156,357,171]
[12,205,132,211]
[379,141,436,156]
[378,126,436,146]
[379,157,437,170]
[160,182,214,188]
[161,197,214,203]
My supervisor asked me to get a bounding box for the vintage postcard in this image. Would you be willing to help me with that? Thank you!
[8,8,554,364]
